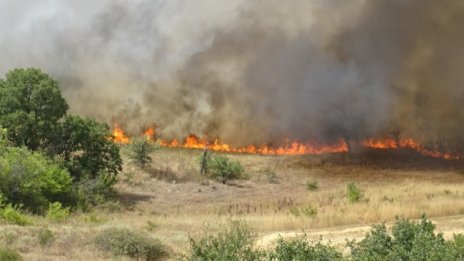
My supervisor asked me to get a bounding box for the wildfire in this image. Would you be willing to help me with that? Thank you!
[112,125,130,144]
[112,126,463,160]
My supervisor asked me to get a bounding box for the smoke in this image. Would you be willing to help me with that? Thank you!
[1,0,464,150]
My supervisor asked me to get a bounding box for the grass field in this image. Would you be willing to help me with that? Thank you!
[2,147,464,260]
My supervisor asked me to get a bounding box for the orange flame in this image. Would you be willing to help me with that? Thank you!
[112,126,463,159]
[112,125,130,144]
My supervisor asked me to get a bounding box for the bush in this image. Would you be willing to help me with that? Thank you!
[126,137,159,169]
[306,181,318,191]
[349,215,464,260]
[37,228,55,248]
[186,220,263,261]
[0,147,74,213]
[0,204,31,226]
[46,202,70,222]
[75,172,118,210]
[94,227,166,260]
[207,156,244,184]
[269,236,343,261]
[0,247,22,261]
[347,182,363,203]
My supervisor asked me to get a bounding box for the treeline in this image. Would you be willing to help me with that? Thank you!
[0,68,122,214]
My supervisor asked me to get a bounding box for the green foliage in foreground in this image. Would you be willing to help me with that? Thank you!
[207,155,244,184]
[0,247,23,261]
[185,216,464,261]
[94,227,166,261]
[0,147,74,214]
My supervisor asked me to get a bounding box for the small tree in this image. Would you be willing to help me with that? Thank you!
[126,137,158,169]
[208,155,244,184]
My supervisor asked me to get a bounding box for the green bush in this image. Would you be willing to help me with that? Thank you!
[349,215,464,260]
[75,172,118,210]
[207,156,244,184]
[125,137,159,169]
[0,247,22,261]
[306,181,318,191]
[347,182,363,203]
[0,147,74,213]
[186,220,263,261]
[0,204,31,226]
[94,227,166,260]
[37,228,55,248]
[46,202,70,222]
[268,236,343,261]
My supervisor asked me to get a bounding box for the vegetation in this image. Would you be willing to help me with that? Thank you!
[306,181,318,191]
[46,202,70,222]
[94,227,166,260]
[0,146,73,213]
[0,204,31,226]
[0,68,122,213]
[207,155,244,184]
[184,217,464,261]
[126,137,159,169]
[347,182,363,203]
[37,228,55,248]
[0,247,22,261]
[186,221,263,261]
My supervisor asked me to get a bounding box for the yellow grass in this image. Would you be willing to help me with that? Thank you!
[2,147,464,259]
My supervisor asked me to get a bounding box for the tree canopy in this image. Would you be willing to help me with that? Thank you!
[0,68,122,180]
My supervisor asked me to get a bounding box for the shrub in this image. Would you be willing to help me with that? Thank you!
[263,168,278,183]
[94,227,166,260]
[0,204,31,226]
[186,220,263,261]
[37,228,55,248]
[126,137,159,169]
[306,181,318,191]
[46,202,70,222]
[207,156,244,184]
[0,147,74,213]
[75,172,118,210]
[0,247,22,261]
[347,182,363,203]
[269,236,343,261]
[349,215,464,260]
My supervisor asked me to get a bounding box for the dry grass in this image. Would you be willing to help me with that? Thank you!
[2,147,464,259]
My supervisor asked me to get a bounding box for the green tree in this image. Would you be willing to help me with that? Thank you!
[126,137,158,169]
[53,115,122,179]
[0,68,68,150]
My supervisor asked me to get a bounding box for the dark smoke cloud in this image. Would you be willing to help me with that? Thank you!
[1,0,463,151]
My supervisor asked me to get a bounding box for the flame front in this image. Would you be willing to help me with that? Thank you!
[112,126,463,159]
[112,125,130,144]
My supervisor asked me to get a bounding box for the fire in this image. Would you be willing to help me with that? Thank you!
[112,125,130,144]
[112,125,463,159]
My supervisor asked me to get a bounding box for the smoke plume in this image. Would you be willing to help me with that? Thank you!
[1,0,463,151]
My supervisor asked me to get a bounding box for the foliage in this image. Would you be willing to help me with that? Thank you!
[75,172,118,210]
[306,181,318,191]
[0,68,122,197]
[0,68,68,151]
[126,137,159,169]
[46,202,70,222]
[37,228,55,248]
[347,182,363,203]
[268,236,343,261]
[263,167,278,183]
[54,115,122,179]
[186,220,264,261]
[349,215,464,260]
[0,247,22,261]
[0,146,74,213]
[0,204,31,226]
[94,227,166,261]
[207,156,244,184]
